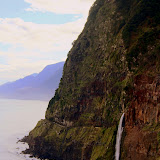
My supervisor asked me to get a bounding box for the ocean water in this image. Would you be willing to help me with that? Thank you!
[0,99,48,160]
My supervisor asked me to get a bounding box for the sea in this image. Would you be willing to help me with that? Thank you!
[0,98,48,160]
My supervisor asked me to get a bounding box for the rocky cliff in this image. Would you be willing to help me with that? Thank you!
[23,0,160,159]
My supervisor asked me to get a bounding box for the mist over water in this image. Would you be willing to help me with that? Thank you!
[0,99,48,160]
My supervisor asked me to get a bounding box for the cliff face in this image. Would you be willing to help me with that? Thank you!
[122,74,160,160]
[24,0,160,159]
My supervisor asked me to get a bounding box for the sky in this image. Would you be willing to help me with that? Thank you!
[0,0,95,85]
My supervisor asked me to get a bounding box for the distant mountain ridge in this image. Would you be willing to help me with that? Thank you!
[0,62,64,101]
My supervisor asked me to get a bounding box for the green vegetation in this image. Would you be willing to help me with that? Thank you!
[29,119,117,160]
[26,0,160,159]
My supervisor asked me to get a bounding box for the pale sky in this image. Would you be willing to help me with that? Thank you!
[0,0,95,85]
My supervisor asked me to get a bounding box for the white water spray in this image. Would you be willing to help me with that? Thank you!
[115,113,125,160]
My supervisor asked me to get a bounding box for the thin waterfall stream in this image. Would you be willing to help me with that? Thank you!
[115,113,125,160]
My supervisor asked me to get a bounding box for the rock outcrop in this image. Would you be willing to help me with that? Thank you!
[23,0,160,159]
[122,74,160,159]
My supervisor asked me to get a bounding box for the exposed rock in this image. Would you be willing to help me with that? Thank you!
[23,0,160,159]
[122,74,160,159]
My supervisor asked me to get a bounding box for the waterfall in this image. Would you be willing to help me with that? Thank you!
[115,113,125,160]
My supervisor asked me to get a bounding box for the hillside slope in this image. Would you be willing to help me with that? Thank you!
[0,62,64,101]
[24,0,160,159]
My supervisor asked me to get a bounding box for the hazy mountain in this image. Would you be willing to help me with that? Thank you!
[0,62,64,101]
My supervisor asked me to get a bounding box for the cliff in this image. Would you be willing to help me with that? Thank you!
[23,0,160,159]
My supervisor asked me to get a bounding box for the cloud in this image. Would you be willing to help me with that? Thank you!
[0,0,96,84]
[0,18,86,52]
[0,15,87,84]
[25,0,95,16]
[0,17,73,83]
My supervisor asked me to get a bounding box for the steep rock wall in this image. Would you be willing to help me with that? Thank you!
[24,0,160,159]
[122,74,160,159]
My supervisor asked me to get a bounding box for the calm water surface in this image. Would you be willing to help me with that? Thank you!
[0,99,48,160]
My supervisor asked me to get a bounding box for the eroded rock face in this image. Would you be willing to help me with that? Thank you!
[126,75,160,127]
[123,75,160,159]
[122,127,158,160]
